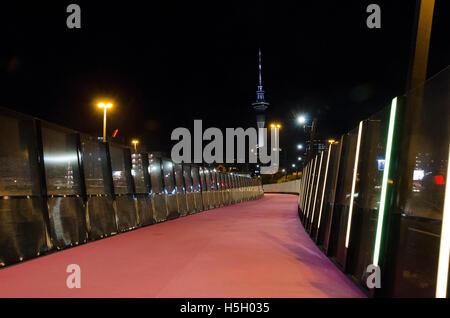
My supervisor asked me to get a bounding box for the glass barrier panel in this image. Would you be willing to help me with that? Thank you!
[174,163,185,193]
[330,126,359,266]
[41,126,81,196]
[148,156,163,194]
[386,67,450,297]
[183,165,193,192]
[0,114,40,196]
[80,136,110,195]
[162,159,175,194]
[109,145,129,194]
[192,166,201,192]
[348,107,389,287]
[131,153,146,193]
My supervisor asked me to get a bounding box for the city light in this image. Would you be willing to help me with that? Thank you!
[297,144,303,150]
[297,115,307,124]
[97,102,113,143]
[292,164,296,168]
[131,139,139,152]
[270,123,282,129]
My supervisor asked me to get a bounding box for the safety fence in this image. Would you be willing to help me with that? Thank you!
[263,179,300,194]
[0,108,263,267]
[298,66,449,297]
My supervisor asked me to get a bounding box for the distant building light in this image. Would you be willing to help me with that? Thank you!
[435,175,445,185]
[413,169,425,181]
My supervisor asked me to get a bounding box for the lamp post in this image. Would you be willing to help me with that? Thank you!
[269,123,282,175]
[131,139,139,152]
[270,123,282,149]
[98,102,112,142]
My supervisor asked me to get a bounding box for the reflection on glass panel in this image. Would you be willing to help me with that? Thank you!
[109,145,128,194]
[148,155,163,193]
[131,153,146,193]
[198,167,206,191]
[174,163,185,192]
[400,72,449,220]
[42,127,81,196]
[336,130,358,205]
[356,111,388,211]
[215,172,221,189]
[204,168,212,191]
[387,68,449,297]
[210,171,217,190]
[183,165,193,193]
[162,159,175,194]
[219,173,225,189]
[191,166,199,192]
[81,137,108,195]
[0,115,39,196]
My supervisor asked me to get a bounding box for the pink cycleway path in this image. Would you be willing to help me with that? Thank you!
[0,194,365,298]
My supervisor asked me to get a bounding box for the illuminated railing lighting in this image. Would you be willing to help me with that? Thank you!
[317,144,332,229]
[373,97,397,266]
[436,143,450,298]
[310,151,324,227]
[345,120,364,248]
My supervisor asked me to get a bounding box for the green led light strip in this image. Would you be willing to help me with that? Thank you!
[373,97,397,267]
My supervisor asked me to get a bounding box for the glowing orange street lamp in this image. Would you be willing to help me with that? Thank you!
[131,139,139,152]
[98,102,112,142]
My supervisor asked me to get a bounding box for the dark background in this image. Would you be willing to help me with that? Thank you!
[1,1,448,169]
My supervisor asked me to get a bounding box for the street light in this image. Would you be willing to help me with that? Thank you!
[270,123,282,129]
[292,164,296,168]
[297,144,303,150]
[131,139,139,152]
[98,102,112,142]
[297,157,302,161]
[270,123,282,152]
[297,115,307,124]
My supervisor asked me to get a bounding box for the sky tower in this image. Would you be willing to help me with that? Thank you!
[252,48,270,146]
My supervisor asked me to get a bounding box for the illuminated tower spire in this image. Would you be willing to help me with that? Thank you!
[252,48,269,130]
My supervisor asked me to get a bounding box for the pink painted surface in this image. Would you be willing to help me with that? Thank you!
[0,194,365,298]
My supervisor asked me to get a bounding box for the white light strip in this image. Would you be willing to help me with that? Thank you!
[303,163,311,211]
[310,151,324,226]
[318,144,332,229]
[436,144,450,298]
[306,156,318,219]
[300,165,306,209]
[345,120,364,248]
[299,165,305,204]
[299,168,306,206]
[303,163,310,209]
[373,97,397,266]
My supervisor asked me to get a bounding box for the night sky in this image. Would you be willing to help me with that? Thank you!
[1,1,448,168]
